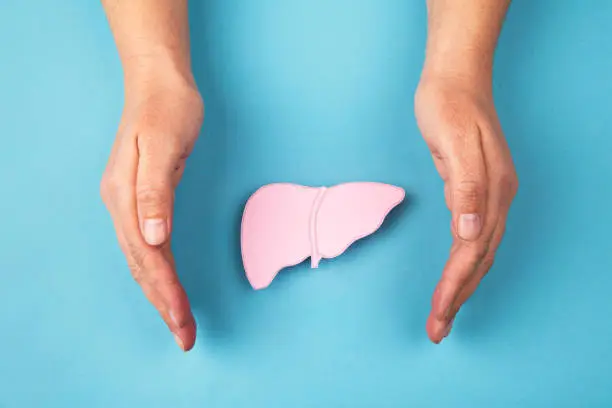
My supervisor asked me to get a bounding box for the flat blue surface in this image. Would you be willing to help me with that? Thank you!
[1,1,611,407]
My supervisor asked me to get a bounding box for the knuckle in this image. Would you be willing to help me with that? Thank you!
[126,242,149,284]
[127,260,144,284]
[128,240,147,265]
[136,186,170,209]
[455,181,486,208]
[499,171,519,201]
[465,243,489,266]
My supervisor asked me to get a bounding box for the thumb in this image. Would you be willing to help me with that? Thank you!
[446,141,488,242]
[451,178,487,242]
[136,136,181,246]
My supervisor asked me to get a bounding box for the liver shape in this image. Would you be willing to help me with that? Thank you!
[241,182,405,289]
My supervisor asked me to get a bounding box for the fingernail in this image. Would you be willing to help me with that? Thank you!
[458,214,481,241]
[173,333,185,351]
[143,218,167,245]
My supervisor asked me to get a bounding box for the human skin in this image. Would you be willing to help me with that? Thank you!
[100,0,202,351]
[100,0,517,350]
[417,0,518,343]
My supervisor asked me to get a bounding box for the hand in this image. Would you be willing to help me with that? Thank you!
[100,67,204,351]
[415,76,518,343]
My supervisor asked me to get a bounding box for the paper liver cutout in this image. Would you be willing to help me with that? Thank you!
[241,182,405,289]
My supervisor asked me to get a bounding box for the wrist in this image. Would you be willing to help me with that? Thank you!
[122,47,196,101]
[419,59,493,100]
[415,69,495,119]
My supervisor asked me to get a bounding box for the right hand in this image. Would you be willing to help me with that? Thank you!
[100,67,204,351]
[415,76,518,343]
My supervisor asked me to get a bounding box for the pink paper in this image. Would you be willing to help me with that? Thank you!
[241,182,405,289]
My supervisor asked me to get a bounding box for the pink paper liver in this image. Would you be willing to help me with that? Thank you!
[241,182,405,289]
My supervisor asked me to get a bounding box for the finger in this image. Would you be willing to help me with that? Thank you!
[433,218,506,344]
[435,128,492,315]
[450,179,514,317]
[138,241,196,351]
[449,141,518,318]
[108,138,196,351]
[136,133,184,246]
[426,238,489,343]
[427,205,495,343]
[447,223,503,319]
[114,226,196,348]
[428,159,517,342]
[426,130,494,343]
[445,129,488,242]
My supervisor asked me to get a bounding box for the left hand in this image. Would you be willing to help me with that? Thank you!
[415,76,519,343]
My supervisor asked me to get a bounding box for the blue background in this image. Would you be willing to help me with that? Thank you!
[1,0,611,406]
